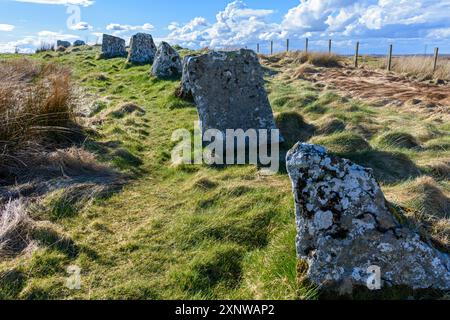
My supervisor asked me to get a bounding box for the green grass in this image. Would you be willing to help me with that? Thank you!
[0,47,449,300]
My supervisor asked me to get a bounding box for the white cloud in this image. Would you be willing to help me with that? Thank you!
[69,21,92,31]
[427,27,450,39]
[106,22,154,34]
[0,24,15,32]
[166,0,283,48]
[0,30,79,53]
[14,0,94,6]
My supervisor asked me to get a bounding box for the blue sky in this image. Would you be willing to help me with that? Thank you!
[1,0,450,54]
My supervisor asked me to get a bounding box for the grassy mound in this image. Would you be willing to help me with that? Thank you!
[385,176,450,250]
[377,132,421,149]
[309,132,371,154]
[316,117,346,135]
[275,111,315,147]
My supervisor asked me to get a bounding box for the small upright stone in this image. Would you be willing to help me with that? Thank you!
[56,40,71,49]
[73,40,86,47]
[181,49,278,138]
[101,34,127,59]
[127,33,157,65]
[151,42,182,79]
[286,143,450,295]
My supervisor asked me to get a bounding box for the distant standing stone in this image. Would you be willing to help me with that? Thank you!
[286,143,450,295]
[101,34,127,59]
[151,42,182,79]
[181,49,278,138]
[56,40,71,49]
[127,33,157,65]
[73,40,86,47]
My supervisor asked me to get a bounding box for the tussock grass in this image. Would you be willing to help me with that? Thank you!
[260,51,341,69]
[0,199,33,258]
[0,58,75,180]
[376,131,421,150]
[310,132,371,154]
[391,56,450,81]
[275,111,315,147]
[385,176,450,249]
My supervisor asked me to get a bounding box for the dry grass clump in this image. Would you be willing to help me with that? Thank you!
[0,58,76,181]
[391,56,450,80]
[0,199,34,258]
[260,51,341,69]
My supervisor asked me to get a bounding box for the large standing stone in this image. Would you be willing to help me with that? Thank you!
[127,33,157,65]
[181,49,278,138]
[73,40,86,47]
[286,143,450,294]
[56,40,71,49]
[151,42,182,79]
[101,34,127,59]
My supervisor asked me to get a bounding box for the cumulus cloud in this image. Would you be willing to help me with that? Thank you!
[69,21,92,31]
[166,0,283,48]
[0,24,15,32]
[14,0,94,6]
[106,22,154,33]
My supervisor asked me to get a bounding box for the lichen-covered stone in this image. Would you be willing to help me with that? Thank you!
[181,49,278,138]
[73,40,86,47]
[127,33,157,65]
[101,34,127,59]
[286,143,450,294]
[151,42,182,79]
[56,40,71,49]
[177,55,194,100]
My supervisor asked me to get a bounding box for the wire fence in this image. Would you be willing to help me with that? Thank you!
[239,38,448,57]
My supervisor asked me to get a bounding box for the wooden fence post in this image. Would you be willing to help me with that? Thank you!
[387,44,393,71]
[328,39,332,54]
[354,41,360,68]
[270,40,273,55]
[305,38,309,53]
[433,47,439,72]
[286,39,289,52]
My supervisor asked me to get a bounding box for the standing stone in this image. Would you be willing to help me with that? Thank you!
[73,40,86,47]
[101,34,127,59]
[151,42,182,79]
[286,143,450,294]
[181,49,278,138]
[127,33,157,65]
[56,40,71,49]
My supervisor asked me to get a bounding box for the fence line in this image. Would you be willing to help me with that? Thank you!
[251,39,444,74]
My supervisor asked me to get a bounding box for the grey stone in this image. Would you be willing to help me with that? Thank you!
[151,42,182,79]
[286,143,450,294]
[101,34,127,59]
[56,40,71,49]
[181,49,278,139]
[177,55,194,99]
[127,33,157,65]
[73,40,86,47]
